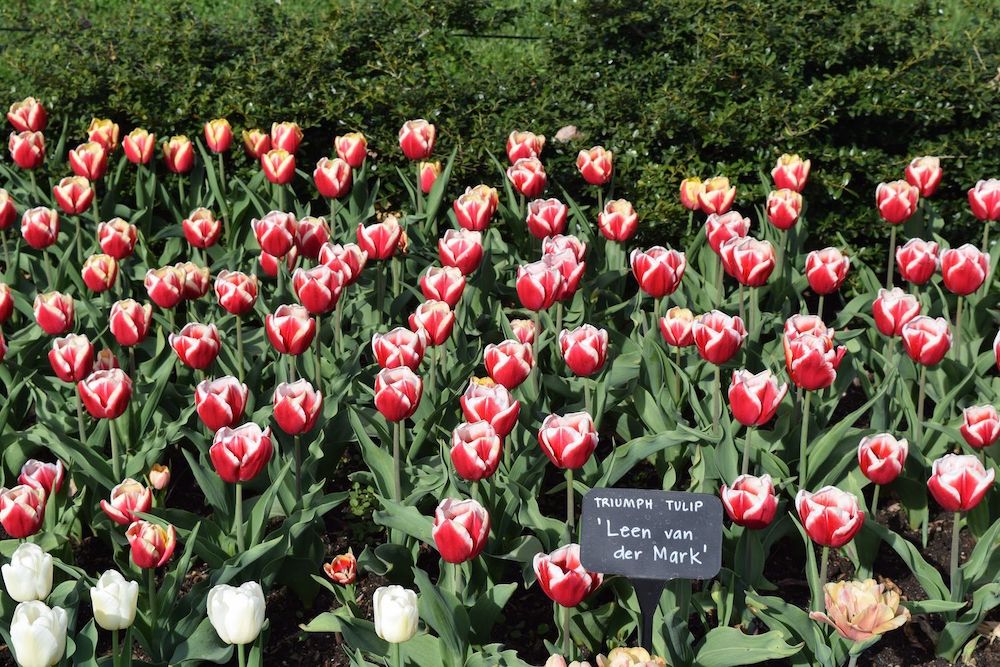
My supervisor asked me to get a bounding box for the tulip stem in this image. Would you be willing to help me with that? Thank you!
[238,643,247,667]
[799,391,812,489]
[112,629,119,667]
[392,642,401,667]
[294,434,302,498]
[715,255,724,306]
[562,604,572,658]
[711,366,721,432]
[236,317,245,383]
[43,249,55,289]
[847,655,859,667]
[915,365,927,452]
[329,198,339,239]
[235,482,245,552]
[28,170,37,200]
[741,426,754,476]
[738,283,746,325]
[673,346,682,407]
[287,354,296,382]
[76,391,87,444]
[109,417,122,481]
[871,484,881,520]
[885,226,897,289]
[1,229,9,277]
[392,421,402,504]
[566,468,575,540]
[983,221,992,253]
[954,296,963,362]
[334,299,343,357]
[817,294,825,320]
[950,511,962,602]
[313,315,322,392]
[555,301,563,338]
[815,545,830,612]
[147,568,158,649]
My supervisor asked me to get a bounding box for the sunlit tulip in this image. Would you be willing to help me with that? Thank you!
[576,146,613,186]
[538,412,598,469]
[90,570,139,631]
[438,229,483,275]
[927,454,995,512]
[293,264,343,315]
[720,236,775,287]
[215,271,258,316]
[543,234,587,263]
[783,333,845,391]
[125,520,177,569]
[450,421,502,481]
[728,370,787,426]
[269,121,303,153]
[895,238,939,285]
[69,142,108,181]
[265,304,316,355]
[335,132,367,168]
[7,97,46,132]
[544,249,585,301]
[2,543,52,602]
[20,206,59,249]
[559,325,608,377]
[901,316,951,366]
[149,464,170,491]
[876,180,919,224]
[516,258,564,311]
[123,128,155,165]
[318,242,367,285]
[453,184,499,232]
[162,135,194,174]
[273,379,324,435]
[871,288,920,338]
[905,156,942,197]
[858,434,908,485]
[259,248,299,278]
[810,579,910,642]
[242,129,271,159]
[373,586,419,643]
[169,323,220,370]
[87,119,119,152]
[144,266,185,310]
[357,215,402,261]
[525,198,568,239]
[98,218,137,259]
[960,405,1000,449]
[692,310,747,365]
[48,334,93,383]
[208,582,267,646]
[720,474,778,529]
[9,601,67,667]
[204,119,233,153]
[398,119,435,160]
[806,248,850,295]
[940,244,989,295]
[261,148,295,185]
[765,189,803,230]
[679,177,704,211]
[630,246,685,298]
[511,319,536,345]
[784,313,835,344]
[418,160,441,194]
[252,210,296,258]
[100,479,152,526]
[33,292,73,335]
[705,211,750,254]
[432,498,490,563]
[484,339,533,389]
[697,176,736,215]
[78,369,132,419]
[195,376,248,432]
[460,377,519,437]
[182,208,221,248]
[507,130,546,162]
[795,486,865,548]
[290,216,329,260]
[324,550,357,585]
[0,485,45,538]
[210,424,274,483]
[598,198,638,242]
[409,300,455,346]
[313,156,352,199]
[81,253,118,293]
[52,175,94,216]
[18,460,64,500]
[92,348,118,372]
[0,188,16,230]
[596,648,666,667]
[659,307,695,348]
[533,544,603,607]
[420,265,466,307]
[8,130,45,169]
[969,179,1000,222]
[771,154,810,192]
[506,157,547,198]
[374,367,422,423]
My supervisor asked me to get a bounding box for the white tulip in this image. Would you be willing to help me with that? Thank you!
[9,601,67,667]
[207,582,266,646]
[1,543,53,603]
[90,570,139,631]
[373,585,418,644]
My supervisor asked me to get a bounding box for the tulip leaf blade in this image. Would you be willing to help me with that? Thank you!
[694,626,802,667]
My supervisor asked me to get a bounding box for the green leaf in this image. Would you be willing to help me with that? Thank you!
[695,627,802,667]
[414,568,468,667]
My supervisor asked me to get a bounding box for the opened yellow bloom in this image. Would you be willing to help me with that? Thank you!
[809,579,910,642]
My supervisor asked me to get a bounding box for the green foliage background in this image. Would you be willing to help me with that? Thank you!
[1,0,998,257]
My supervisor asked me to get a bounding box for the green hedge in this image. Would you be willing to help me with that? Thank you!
[1,0,998,256]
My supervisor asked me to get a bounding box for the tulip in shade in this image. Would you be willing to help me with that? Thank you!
[438,229,484,275]
[858,434,908,486]
[533,544,603,607]
[659,307,695,348]
[697,177,736,215]
[805,248,850,295]
[204,119,233,153]
[98,218,138,259]
[90,570,139,631]
[630,246,686,298]
[526,198,569,238]
[265,304,316,355]
[210,424,273,484]
[293,264,343,315]
[453,185,499,232]
[765,189,803,230]
[450,421,502,481]
[398,119,435,160]
[69,142,108,181]
[169,323,220,370]
[705,211,751,253]
[809,579,910,642]
[719,236,775,287]
[261,148,295,185]
[357,215,403,260]
[576,146,613,186]
[559,325,609,377]
[538,412,598,470]
[872,288,920,338]
[81,254,118,293]
[162,135,194,174]
[48,334,94,383]
[8,130,45,169]
[335,132,367,168]
[241,129,271,159]
[149,464,171,491]
[273,380,323,435]
[597,198,638,242]
[0,485,46,538]
[53,176,94,215]
[432,498,491,563]
[0,330,6,362]
[409,300,455,346]
[100,479,153,526]
[679,177,704,210]
[0,284,11,326]
[9,601,67,667]
[507,157,547,198]
[374,367,423,423]
[195,376,248,432]
[728,370,787,426]
[2,543,53,603]
[7,97,47,132]
[940,244,989,295]
[876,181,919,225]
[511,318,537,345]
[268,121,302,153]
[927,454,995,512]
[771,153,811,192]
[373,586,419,643]
[969,179,1000,222]
[215,271,258,316]
[460,377,519,437]
[692,311,747,365]
[18,460,64,500]
[20,206,59,249]
[182,208,222,248]
[33,292,74,335]
[960,405,1000,449]
[895,238,939,285]
[314,157,352,199]
[123,128,155,164]
[324,550,357,585]
[783,333,845,391]
[796,486,865,548]
[0,188,17,230]
[293,216,331,259]
[418,160,441,194]
[484,339,533,389]
[208,582,266,646]
[507,130,546,162]
[93,348,119,372]
[901,316,951,366]
[516,258,565,311]
[87,119,120,152]
[720,474,778,529]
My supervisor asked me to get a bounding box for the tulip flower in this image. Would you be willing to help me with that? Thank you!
[941,244,988,296]
[544,249,585,303]
[162,135,194,174]
[373,586,419,644]
[659,307,695,348]
[313,156,352,200]
[149,464,171,491]
[7,97,46,132]
[770,153,811,191]
[318,243,367,286]
[796,486,864,549]
[460,377,519,437]
[705,211,750,254]
[0,283,11,326]
[728,368,786,426]
[506,157,547,198]
[507,130,546,162]
[105,301,149,351]
[903,156,942,197]
[169,322,220,370]
[719,236,775,287]
[697,176,736,215]
[259,248,298,278]
[783,328,844,391]
[960,405,1000,449]
[52,176,94,215]
[195,376,248,432]
[517,257,564,311]
[538,412,598,470]
[432,498,490,564]
[20,206,59,249]
[438,229,484,275]
[100,479,153,526]
[525,198,568,239]
[126,519,177,570]
[805,248,850,297]
[372,327,426,370]
[810,579,910,646]
[598,198,638,242]
[720,474,778,529]
[93,348,119,372]
[872,287,920,339]
[81,253,118,293]
[18,460,64,500]
[876,180,919,225]
[123,128,155,165]
[357,215,403,261]
[9,601,67,667]
[895,238,939,285]
[204,119,233,153]
[33,292,73,335]
[69,142,108,181]
[398,119,435,160]
[46,334,93,384]
[418,160,441,194]
[214,271,258,317]
[208,582,267,657]
[374,366,423,423]
[251,210,297,259]
[0,485,45,538]
[450,421,502,481]
[692,310,747,365]
[901,316,951,366]
[453,185,499,232]
[511,318,537,345]
[210,423,273,484]
[679,177,704,211]
[484,339,533,389]
[273,379,323,435]
[0,330,6,362]
[576,146,613,186]
[261,148,295,185]
[630,246,686,299]
[420,266,466,307]
[0,188,16,230]
[544,234,587,262]
[324,550,357,585]
[2,543,53,602]
[98,218,138,259]
[90,570,139,632]
[87,119,119,152]
[293,264,343,315]
[292,216,330,260]
[559,325,608,377]
[181,208,221,248]
[78,369,132,420]
[969,178,1000,224]
[858,434,908,488]
[268,121,302,153]
[533,543,603,607]
[241,128,270,159]
[335,132,367,168]
[8,130,45,169]
[265,304,316,356]
[409,300,455,346]
[144,266,185,309]
[765,189,803,230]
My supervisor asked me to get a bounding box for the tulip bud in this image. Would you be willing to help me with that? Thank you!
[92,348,119,372]
[507,157,547,198]
[538,412,598,469]
[516,258,564,311]
[705,211,750,254]
[52,176,94,215]
[795,486,865,547]
[805,248,850,295]
[204,119,233,153]
[460,377,519,437]
[968,179,1000,222]
[293,265,343,315]
[100,479,152,526]
[692,310,747,365]
[895,238,939,285]
[214,271,258,317]
[126,520,177,569]
[374,367,423,422]
[270,121,303,153]
[630,246,686,298]
[533,544,603,607]
[438,229,483,275]
[0,485,45,538]
[261,148,295,185]
[144,266,185,309]
[18,460,64,500]
[8,130,45,169]
[858,434,908,485]
[81,253,119,293]
[659,307,695,348]
[182,208,222,249]
[771,154,810,192]
[905,156,942,197]
[318,242,367,285]
[872,287,920,338]
[450,421,502,481]
[252,210,297,258]
[48,334,94,383]
[2,543,53,602]
[524,198,568,239]
[510,319,536,345]
[324,550,357,585]
[162,135,194,174]
[242,129,271,159]
[783,333,846,391]
[810,579,910,642]
[7,97,47,132]
[69,142,108,181]
[720,474,778,529]
[765,189,803,230]
[728,370,787,426]
[409,300,455,346]
[576,146,613,186]
[679,177,704,211]
[169,323,220,370]
[875,180,919,224]
[149,464,170,491]
[940,244,989,296]
[0,188,17,231]
[20,206,59,249]
[107,299,151,347]
[293,216,330,259]
[559,325,608,377]
[598,198,638,242]
[87,119,119,152]
[418,161,441,194]
[697,177,736,215]
[265,304,316,355]
[507,130,546,162]
[720,236,775,287]
[960,405,1000,449]
[901,316,951,366]
[335,132,367,168]
[9,601,67,667]
[123,128,155,165]
[398,119,435,160]
[432,498,490,564]
[90,570,139,631]
[927,454,995,512]
[98,217,138,259]
[453,185,499,232]
[313,156,352,199]
[272,379,323,435]
[210,424,273,483]
[33,292,73,335]
[357,216,402,261]
[373,585,419,643]
[484,339,533,389]
[195,376,248,432]
[420,266,466,308]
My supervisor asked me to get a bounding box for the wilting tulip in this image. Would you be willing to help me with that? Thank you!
[969,179,1000,222]
[0,188,16,230]
[453,184,499,232]
[9,601,67,667]
[149,464,170,491]
[293,216,330,259]
[374,367,422,422]
[204,119,233,153]
[927,454,995,512]
[210,424,274,483]
[78,369,132,419]
[324,550,358,585]
[195,376,248,432]
[265,304,316,355]
[123,128,155,165]
[33,292,73,335]
[876,181,919,224]
[409,300,455,346]
[125,520,177,569]
[208,582,267,647]
[97,218,137,259]
[418,161,441,194]
[783,333,846,391]
[182,208,222,248]
[8,130,45,169]
[420,266,466,307]
[872,288,920,338]
[293,265,343,315]
[460,377,519,437]
[796,486,865,548]
[261,148,295,185]
[253,210,296,258]
[318,243,367,285]
[940,244,989,295]
[398,119,435,160]
[357,215,402,261]
[87,119,119,152]
[433,498,490,564]
[169,323,220,370]
[806,248,850,295]
[538,412,598,469]
[52,176,94,215]
[525,198,568,238]
[48,334,93,383]
[901,316,951,366]
[373,586,419,644]
[69,142,108,181]
[162,135,194,174]
[145,265,185,309]
[533,544,603,607]
[771,154,811,192]
[697,176,736,215]
[21,206,59,249]
[484,339,533,389]
[659,307,695,347]
[90,570,139,631]
[895,238,939,285]
[810,579,910,642]
[858,434,908,486]
[450,421,502,481]
[506,157,547,198]
[507,130,546,162]
[630,246,686,298]
[18,460,64,500]
[100,479,153,526]
[960,405,1000,449]
[0,485,45,538]
[270,121,303,153]
[511,319,536,345]
[215,271,258,316]
[242,129,271,159]
[2,543,53,602]
[517,258,564,311]
[560,325,609,377]
[273,379,323,435]
[679,177,704,211]
[705,211,750,254]
[720,474,778,529]
[905,156,942,197]
[720,236,775,287]
[313,157,352,199]
[438,229,483,275]
[107,300,152,348]
[692,311,747,365]
[7,97,46,132]
[81,254,118,293]
[765,189,803,230]
[728,370,787,426]
[598,198,638,242]
[576,146,613,186]
[335,132,367,168]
